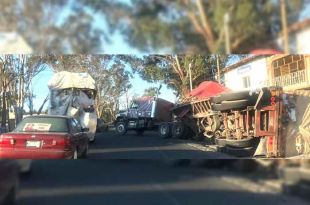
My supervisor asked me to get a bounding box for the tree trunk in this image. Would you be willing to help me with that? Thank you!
[1,86,6,129]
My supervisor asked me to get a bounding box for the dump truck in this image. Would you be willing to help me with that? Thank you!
[48,71,98,142]
[115,96,174,135]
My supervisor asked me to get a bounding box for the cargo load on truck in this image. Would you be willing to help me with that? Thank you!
[160,81,230,140]
[48,71,97,142]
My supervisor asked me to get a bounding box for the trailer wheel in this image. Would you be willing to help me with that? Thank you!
[211,100,250,111]
[226,137,258,148]
[172,122,189,139]
[159,123,172,138]
[116,122,127,135]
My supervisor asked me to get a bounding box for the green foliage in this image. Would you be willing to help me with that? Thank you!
[0,0,104,53]
[131,55,230,97]
[143,87,160,97]
[82,0,306,53]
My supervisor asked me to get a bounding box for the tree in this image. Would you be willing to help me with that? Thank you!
[0,0,105,53]
[0,55,17,129]
[0,55,48,129]
[143,87,160,97]
[130,54,230,99]
[82,0,307,53]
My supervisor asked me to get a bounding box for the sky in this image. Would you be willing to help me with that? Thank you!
[30,0,310,111]
[31,1,177,111]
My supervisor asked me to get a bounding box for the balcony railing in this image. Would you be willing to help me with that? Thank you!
[267,70,309,88]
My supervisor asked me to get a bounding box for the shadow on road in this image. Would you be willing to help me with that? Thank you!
[18,160,307,205]
[90,131,230,159]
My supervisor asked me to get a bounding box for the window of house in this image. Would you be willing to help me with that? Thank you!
[242,76,251,89]
[272,55,305,78]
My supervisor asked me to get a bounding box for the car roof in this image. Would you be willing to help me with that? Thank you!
[23,115,72,120]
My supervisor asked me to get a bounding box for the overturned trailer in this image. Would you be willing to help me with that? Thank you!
[48,71,97,142]
[159,81,303,158]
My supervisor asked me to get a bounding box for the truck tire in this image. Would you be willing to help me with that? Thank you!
[211,100,250,111]
[80,144,89,159]
[172,122,189,139]
[210,95,222,104]
[3,186,17,205]
[116,122,127,135]
[226,137,258,148]
[215,138,227,147]
[225,146,255,158]
[211,91,260,104]
[159,123,172,138]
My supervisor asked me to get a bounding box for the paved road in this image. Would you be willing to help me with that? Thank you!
[88,131,232,159]
[19,160,308,205]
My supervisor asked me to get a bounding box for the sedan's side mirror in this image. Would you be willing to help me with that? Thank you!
[82,128,90,132]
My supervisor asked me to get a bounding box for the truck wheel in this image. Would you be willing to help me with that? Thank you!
[221,91,257,101]
[212,100,250,111]
[81,144,89,159]
[136,129,145,136]
[159,123,172,138]
[215,138,227,147]
[73,149,78,160]
[3,186,17,205]
[210,95,223,104]
[225,146,255,158]
[172,122,189,139]
[226,137,258,148]
[116,122,127,135]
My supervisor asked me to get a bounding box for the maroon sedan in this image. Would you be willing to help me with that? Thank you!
[0,116,89,159]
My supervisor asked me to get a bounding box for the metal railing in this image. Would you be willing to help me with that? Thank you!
[267,70,309,88]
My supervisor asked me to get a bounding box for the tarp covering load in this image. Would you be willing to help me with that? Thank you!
[129,97,174,122]
[48,71,97,141]
[189,81,230,100]
[173,81,230,118]
[48,71,96,90]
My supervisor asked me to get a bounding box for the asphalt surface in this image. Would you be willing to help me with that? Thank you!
[88,131,232,159]
[18,160,308,205]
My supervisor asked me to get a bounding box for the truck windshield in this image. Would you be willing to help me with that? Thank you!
[130,101,139,109]
[14,117,69,133]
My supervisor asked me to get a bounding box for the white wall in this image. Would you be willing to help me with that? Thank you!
[224,58,268,91]
[277,27,310,54]
[296,27,310,54]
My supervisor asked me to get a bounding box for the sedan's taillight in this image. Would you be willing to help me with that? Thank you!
[0,135,15,147]
[52,137,70,148]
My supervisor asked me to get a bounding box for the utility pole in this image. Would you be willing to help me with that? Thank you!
[216,55,221,83]
[280,0,290,54]
[189,63,193,91]
[224,12,231,54]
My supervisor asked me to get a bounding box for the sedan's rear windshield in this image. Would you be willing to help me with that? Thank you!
[15,117,69,133]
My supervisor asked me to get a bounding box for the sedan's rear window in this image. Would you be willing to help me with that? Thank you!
[15,117,69,133]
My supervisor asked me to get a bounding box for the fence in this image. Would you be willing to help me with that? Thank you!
[265,70,309,88]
